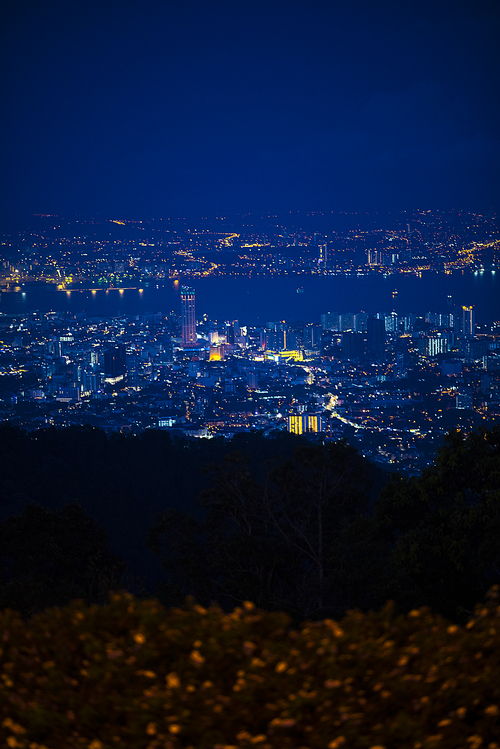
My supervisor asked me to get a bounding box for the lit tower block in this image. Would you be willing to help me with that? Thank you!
[462,306,475,336]
[287,414,305,435]
[287,412,326,435]
[181,286,197,347]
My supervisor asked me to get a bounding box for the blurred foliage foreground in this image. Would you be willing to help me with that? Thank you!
[1,592,499,749]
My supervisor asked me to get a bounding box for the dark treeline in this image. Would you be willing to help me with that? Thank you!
[0,423,499,623]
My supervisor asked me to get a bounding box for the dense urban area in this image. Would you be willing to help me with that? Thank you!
[1,209,499,474]
[1,208,499,283]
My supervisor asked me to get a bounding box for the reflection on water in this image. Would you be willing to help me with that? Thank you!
[1,271,499,322]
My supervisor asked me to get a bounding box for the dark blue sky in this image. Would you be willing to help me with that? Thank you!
[1,0,499,222]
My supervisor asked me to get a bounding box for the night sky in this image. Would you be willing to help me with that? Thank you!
[2,0,499,222]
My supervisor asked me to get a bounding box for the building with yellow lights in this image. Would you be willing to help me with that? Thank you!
[287,413,326,435]
[209,345,224,361]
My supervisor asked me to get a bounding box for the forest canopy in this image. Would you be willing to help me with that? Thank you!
[0,424,499,621]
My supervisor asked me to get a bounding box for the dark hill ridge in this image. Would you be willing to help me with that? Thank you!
[0,424,499,623]
[0,427,345,596]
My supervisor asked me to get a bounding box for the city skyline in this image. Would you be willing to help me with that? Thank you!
[1,258,498,476]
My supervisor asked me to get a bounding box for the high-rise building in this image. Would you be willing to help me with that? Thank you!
[426,335,448,357]
[367,317,386,360]
[287,414,305,435]
[284,329,299,350]
[462,306,475,336]
[354,312,368,332]
[306,413,326,433]
[339,312,355,332]
[264,321,287,351]
[342,332,364,360]
[103,344,127,384]
[159,337,174,364]
[384,311,398,333]
[209,330,222,345]
[320,312,339,331]
[225,325,235,345]
[225,320,240,345]
[425,312,454,329]
[265,329,286,351]
[181,286,197,347]
[303,322,322,349]
[287,412,326,435]
[456,388,473,410]
[83,370,100,394]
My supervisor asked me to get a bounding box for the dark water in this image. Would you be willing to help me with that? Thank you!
[1,271,499,323]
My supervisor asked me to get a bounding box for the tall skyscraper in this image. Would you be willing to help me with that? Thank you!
[181,286,197,347]
[103,343,127,384]
[462,306,475,336]
[367,317,386,360]
[225,320,240,345]
[303,322,322,349]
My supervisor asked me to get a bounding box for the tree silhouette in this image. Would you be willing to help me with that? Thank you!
[0,502,127,617]
[376,426,500,619]
[148,441,376,622]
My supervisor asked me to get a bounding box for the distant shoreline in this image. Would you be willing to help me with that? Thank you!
[0,265,497,294]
